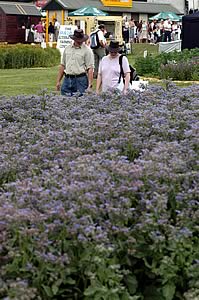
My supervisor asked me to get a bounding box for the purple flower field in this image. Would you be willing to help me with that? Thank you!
[0,85,199,299]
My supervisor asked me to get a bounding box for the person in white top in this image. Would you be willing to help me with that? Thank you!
[54,18,60,42]
[91,24,107,78]
[171,21,179,41]
[159,19,164,42]
[139,20,148,43]
[129,19,136,43]
[164,18,172,42]
[96,41,130,95]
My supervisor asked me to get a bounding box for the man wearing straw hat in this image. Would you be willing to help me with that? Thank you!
[56,29,94,96]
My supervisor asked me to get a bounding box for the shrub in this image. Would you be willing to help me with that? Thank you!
[0,44,60,69]
[135,48,199,80]
[133,55,160,76]
[160,61,198,81]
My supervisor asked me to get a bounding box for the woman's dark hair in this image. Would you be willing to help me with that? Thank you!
[99,24,105,30]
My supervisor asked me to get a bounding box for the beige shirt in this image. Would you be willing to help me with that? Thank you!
[61,44,94,75]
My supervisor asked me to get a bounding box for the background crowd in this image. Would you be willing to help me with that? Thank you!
[122,16,182,44]
[27,18,60,43]
[26,15,182,46]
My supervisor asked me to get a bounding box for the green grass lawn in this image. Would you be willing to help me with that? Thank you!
[0,66,59,96]
[0,44,197,96]
[128,43,159,65]
[0,44,160,96]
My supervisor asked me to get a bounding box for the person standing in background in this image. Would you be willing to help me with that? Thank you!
[48,22,55,42]
[129,19,136,43]
[171,21,178,41]
[34,21,44,43]
[54,18,60,42]
[122,16,130,43]
[136,20,142,43]
[91,24,106,78]
[164,18,172,42]
[159,19,165,42]
[139,20,148,43]
[27,24,35,43]
[152,20,159,44]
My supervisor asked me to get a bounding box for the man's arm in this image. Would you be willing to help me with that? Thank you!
[87,67,94,91]
[56,64,64,91]
[85,47,94,90]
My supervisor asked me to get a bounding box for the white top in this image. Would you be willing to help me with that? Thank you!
[54,21,60,30]
[172,24,178,31]
[98,54,130,92]
[125,21,129,29]
[97,30,106,46]
[164,20,172,31]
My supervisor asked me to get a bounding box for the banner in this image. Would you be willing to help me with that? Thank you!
[56,25,77,55]
[159,40,182,53]
[101,0,132,7]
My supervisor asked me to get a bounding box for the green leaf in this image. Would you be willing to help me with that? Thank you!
[121,292,130,300]
[84,283,107,297]
[94,294,105,300]
[52,284,59,295]
[55,278,63,286]
[42,285,53,297]
[125,275,138,295]
[162,282,176,300]
[84,285,98,296]
[107,294,120,300]
[64,277,76,285]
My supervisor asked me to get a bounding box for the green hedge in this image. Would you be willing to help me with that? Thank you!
[0,44,60,69]
[135,48,199,80]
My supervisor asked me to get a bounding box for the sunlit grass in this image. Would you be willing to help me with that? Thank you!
[128,43,159,65]
[0,44,198,96]
[0,66,59,96]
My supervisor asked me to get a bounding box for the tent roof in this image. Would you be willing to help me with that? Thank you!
[69,6,108,16]
[149,12,180,21]
[43,0,182,14]
[0,1,41,16]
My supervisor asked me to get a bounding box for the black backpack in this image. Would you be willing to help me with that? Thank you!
[90,30,100,49]
[118,55,139,84]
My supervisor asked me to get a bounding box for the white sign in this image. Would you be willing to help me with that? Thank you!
[159,40,182,53]
[56,25,77,55]
[143,50,147,58]
[80,20,85,32]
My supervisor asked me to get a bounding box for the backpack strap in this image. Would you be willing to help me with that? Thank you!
[118,55,125,84]
[91,29,100,37]
[96,29,100,47]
